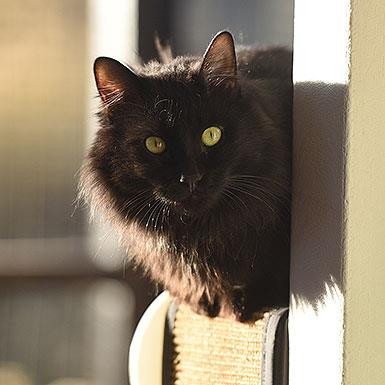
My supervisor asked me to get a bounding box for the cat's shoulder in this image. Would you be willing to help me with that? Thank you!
[237,46,292,81]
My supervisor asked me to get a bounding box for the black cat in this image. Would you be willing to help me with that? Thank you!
[79,31,292,321]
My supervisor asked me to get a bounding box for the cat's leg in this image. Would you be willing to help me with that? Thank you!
[197,292,220,317]
[231,285,278,322]
[231,285,252,321]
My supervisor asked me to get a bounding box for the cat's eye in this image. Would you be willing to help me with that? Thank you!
[145,136,166,154]
[201,126,222,147]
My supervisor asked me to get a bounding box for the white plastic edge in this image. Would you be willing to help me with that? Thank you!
[129,291,173,385]
[262,308,289,385]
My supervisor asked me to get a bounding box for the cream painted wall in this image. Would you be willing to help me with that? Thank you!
[344,0,385,384]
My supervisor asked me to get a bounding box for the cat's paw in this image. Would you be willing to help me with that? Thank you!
[231,287,272,322]
[197,293,220,318]
[231,287,250,321]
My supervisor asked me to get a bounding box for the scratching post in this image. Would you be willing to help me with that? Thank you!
[129,292,288,385]
[163,304,288,385]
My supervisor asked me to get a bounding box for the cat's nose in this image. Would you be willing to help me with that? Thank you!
[179,173,203,193]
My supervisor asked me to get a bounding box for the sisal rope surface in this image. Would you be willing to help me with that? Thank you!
[171,304,270,385]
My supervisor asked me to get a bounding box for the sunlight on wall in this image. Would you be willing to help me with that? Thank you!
[290,0,351,384]
[86,0,138,139]
[290,281,344,385]
[293,0,350,84]
[87,0,138,62]
[84,0,138,271]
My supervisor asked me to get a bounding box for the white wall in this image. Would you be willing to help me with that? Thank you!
[289,0,350,383]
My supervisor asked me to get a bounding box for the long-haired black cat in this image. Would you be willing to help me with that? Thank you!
[80,31,292,321]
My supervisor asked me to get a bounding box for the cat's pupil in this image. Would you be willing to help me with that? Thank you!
[145,136,166,154]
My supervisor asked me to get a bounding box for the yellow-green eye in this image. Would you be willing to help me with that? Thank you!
[145,136,166,154]
[201,126,222,147]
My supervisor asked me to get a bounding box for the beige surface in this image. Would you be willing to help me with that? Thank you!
[344,0,385,384]
[46,379,95,385]
[172,305,269,385]
[0,363,33,385]
[0,0,91,275]
[0,0,86,239]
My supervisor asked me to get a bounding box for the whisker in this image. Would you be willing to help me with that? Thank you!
[229,175,291,192]
[132,196,155,225]
[138,199,157,227]
[146,199,163,230]
[221,190,238,210]
[228,178,290,230]
[230,179,291,205]
[227,184,276,214]
[223,188,249,210]
[121,190,151,218]
[155,201,168,231]
[153,201,163,231]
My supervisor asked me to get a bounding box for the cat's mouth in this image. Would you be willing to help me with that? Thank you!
[156,190,212,217]
[180,192,205,210]
[181,191,225,218]
[154,178,225,217]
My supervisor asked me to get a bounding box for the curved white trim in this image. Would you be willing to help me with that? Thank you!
[129,291,173,385]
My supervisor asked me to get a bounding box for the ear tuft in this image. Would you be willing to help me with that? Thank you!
[94,57,139,106]
[200,31,237,88]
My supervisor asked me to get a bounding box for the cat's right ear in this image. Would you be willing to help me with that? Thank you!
[94,57,141,106]
[200,31,237,89]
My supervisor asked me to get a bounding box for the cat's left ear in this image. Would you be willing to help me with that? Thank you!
[200,31,237,88]
[94,57,141,106]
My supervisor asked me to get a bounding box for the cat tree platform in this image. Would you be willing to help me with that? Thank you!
[129,292,288,385]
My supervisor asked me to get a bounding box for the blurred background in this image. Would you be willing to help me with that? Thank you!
[0,1,293,384]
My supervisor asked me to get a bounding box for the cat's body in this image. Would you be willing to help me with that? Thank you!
[80,32,292,321]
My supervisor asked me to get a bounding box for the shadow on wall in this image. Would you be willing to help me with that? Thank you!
[290,82,346,309]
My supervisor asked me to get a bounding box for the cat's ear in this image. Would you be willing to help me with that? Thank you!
[94,57,141,105]
[200,31,237,88]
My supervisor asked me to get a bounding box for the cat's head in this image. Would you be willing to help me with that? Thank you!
[83,31,288,227]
